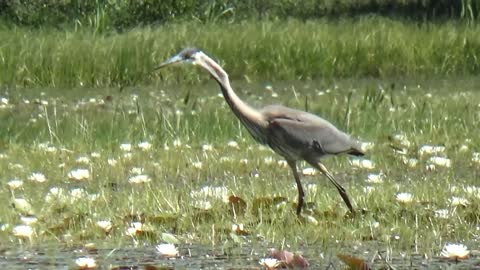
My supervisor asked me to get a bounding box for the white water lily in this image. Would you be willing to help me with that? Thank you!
[173,139,182,147]
[12,225,34,239]
[366,173,384,184]
[28,172,47,183]
[37,142,57,153]
[8,163,24,170]
[96,221,112,233]
[76,156,91,164]
[193,200,212,210]
[277,160,288,168]
[464,186,480,198]
[264,156,275,165]
[426,164,436,171]
[20,216,38,226]
[302,167,317,176]
[68,169,90,181]
[391,134,411,148]
[192,161,203,169]
[419,145,446,156]
[449,196,469,207]
[364,186,376,194]
[107,158,117,166]
[360,142,375,152]
[156,243,178,258]
[129,167,144,175]
[402,157,418,168]
[434,209,450,219]
[396,192,414,204]
[231,223,244,232]
[128,174,151,184]
[7,179,23,190]
[259,258,281,269]
[191,186,229,202]
[120,143,132,152]
[126,222,144,236]
[138,141,152,151]
[428,156,451,168]
[12,198,34,215]
[45,187,67,203]
[440,243,469,259]
[227,140,239,149]
[219,156,232,162]
[305,215,319,225]
[75,257,97,268]
[459,145,469,152]
[350,158,375,169]
[201,144,214,152]
[472,152,480,164]
[70,188,88,200]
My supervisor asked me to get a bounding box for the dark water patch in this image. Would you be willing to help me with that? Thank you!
[0,244,478,269]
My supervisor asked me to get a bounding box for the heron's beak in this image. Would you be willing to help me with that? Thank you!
[153,54,184,71]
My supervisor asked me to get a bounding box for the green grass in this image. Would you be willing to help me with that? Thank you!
[2,0,478,29]
[0,17,480,88]
[0,76,479,268]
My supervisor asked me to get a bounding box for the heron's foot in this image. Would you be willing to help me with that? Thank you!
[295,204,303,216]
[345,209,356,218]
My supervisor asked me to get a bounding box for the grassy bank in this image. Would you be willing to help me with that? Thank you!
[1,17,479,88]
[1,0,477,29]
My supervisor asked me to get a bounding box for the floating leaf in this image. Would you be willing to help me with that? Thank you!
[230,232,243,244]
[148,214,178,226]
[12,198,34,215]
[84,243,98,254]
[270,249,293,264]
[161,233,179,244]
[232,223,249,235]
[253,196,288,215]
[228,195,247,216]
[192,209,214,222]
[270,249,309,268]
[123,213,146,223]
[145,265,174,270]
[337,253,370,270]
[291,254,310,268]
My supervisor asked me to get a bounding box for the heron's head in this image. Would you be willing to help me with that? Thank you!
[154,48,202,70]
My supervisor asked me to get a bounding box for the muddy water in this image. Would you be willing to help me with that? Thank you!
[0,244,477,269]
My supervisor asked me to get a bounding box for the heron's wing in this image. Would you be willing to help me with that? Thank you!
[263,106,363,157]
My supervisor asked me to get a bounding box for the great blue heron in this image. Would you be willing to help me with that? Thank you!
[155,48,365,215]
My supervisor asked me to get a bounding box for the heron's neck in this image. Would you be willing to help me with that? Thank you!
[198,54,265,126]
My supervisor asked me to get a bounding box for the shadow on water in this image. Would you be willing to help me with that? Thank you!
[0,244,478,269]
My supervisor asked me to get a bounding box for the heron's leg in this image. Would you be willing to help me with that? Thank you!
[287,160,304,216]
[313,162,355,214]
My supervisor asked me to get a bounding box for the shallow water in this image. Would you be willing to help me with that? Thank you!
[1,244,478,269]
[1,77,480,269]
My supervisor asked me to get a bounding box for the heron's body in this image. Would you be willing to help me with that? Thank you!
[260,105,364,161]
[156,48,365,215]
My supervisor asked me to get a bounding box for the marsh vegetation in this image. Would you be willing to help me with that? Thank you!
[1,75,479,268]
[0,5,479,269]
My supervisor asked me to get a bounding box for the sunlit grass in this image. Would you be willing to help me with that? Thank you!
[0,18,479,88]
[0,77,479,268]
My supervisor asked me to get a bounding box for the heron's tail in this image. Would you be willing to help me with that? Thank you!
[348,148,365,156]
